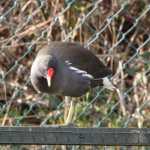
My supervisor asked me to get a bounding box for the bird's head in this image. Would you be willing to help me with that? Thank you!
[31,55,56,91]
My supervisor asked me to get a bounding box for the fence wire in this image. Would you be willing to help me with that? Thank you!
[0,0,150,149]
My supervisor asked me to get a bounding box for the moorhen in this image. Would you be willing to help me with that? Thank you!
[30,42,114,124]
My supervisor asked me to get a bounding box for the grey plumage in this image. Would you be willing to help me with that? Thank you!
[30,42,112,97]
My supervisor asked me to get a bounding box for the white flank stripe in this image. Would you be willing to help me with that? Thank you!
[76,70,87,74]
[65,60,93,79]
[69,66,93,79]
[82,73,93,79]
[69,66,86,73]
[65,60,72,65]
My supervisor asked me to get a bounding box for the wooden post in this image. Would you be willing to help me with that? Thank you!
[0,127,150,145]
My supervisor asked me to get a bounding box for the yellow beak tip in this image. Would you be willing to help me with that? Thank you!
[47,76,51,87]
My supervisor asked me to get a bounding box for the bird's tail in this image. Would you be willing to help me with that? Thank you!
[102,77,115,91]
[93,77,115,91]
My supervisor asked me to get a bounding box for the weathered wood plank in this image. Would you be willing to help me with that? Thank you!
[0,127,150,145]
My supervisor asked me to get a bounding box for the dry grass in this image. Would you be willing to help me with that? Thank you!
[0,0,150,149]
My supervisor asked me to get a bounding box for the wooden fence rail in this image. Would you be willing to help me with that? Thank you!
[0,127,150,145]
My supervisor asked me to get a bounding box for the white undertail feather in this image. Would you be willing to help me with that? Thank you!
[102,77,115,91]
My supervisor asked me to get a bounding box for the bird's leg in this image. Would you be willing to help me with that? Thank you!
[65,98,76,125]
[62,97,76,150]
[64,96,70,122]
[64,96,76,125]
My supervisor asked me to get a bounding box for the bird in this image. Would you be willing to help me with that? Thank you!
[30,42,114,124]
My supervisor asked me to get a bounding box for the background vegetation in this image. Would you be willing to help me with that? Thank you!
[0,0,150,149]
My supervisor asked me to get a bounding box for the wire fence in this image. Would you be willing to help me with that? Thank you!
[0,0,150,149]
